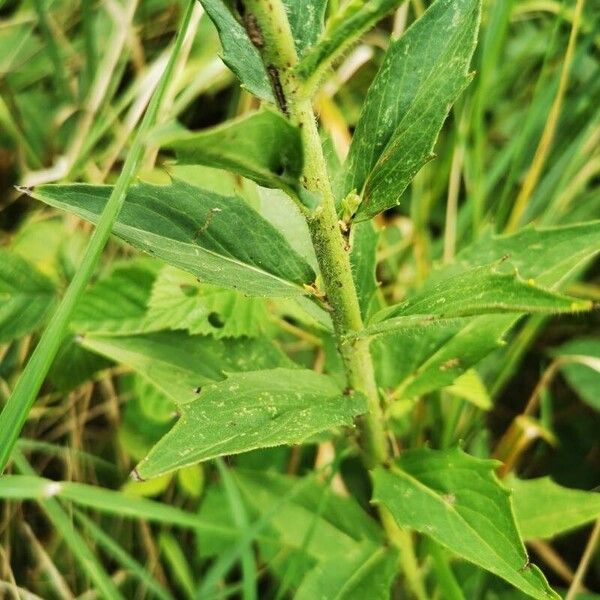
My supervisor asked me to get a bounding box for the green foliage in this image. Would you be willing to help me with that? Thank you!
[135,369,367,478]
[343,0,481,220]
[296,0,403,90]
[160,108,304,190]
[0,248,56,343]
[554,338,600,411]
[511,476,600,541]
[372,448,558,599]
[32,180,316,296]
[1,0,598,597]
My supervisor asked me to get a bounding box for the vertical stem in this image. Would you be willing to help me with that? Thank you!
[0,0,197,473]
[241,0,387,467]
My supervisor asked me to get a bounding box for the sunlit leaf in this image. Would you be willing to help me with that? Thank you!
[135,370,367,478]
[372,448,558,599]
[510,476,600,541]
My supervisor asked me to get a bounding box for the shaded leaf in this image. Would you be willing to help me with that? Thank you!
[510,477,600,541]
[161,109,303,190]
[296,544,398,600]
[135,370,367,478]
[343,0,481,221]
[0,248,56,343]
[554,338,600,411]
[350,221,379,320]
[296,0,403,89]
[285,0,328,57]
[31,181,316,297]
[80,331,291,406]
[147,266,268,338]
[372,448,558,599]
[199,0,274,102]
[71,259,159,335]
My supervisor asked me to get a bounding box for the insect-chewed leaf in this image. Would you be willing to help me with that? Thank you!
[31,180,316,297]
[343,0,481,221]
[134,369,367,479]
[0,248,56,343]
[374,222,600,396]
[372,447,559,600]
[79,331,291,406]
[509,476,600,541]
[147,266,269,338]
[159,109,303,190]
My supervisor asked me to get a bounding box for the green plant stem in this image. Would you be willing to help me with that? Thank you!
[240,3,427,597]
[0,0,197,474]
[241,0,387,469]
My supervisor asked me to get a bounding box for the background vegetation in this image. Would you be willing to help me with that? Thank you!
[0,0,599,598]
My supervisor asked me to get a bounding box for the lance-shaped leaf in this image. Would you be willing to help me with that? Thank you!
[296,0,404,90]
[363,265,590,339]
[372,448,559,600]
[510,477,600,541]
[199,0,274,102]
[160,109,303,190]
[375,222,600,395]
[343,0,481,221]
[134,369,367,479]
[31,181,316,297]
[80,331,291,406]
[0,249,56,343]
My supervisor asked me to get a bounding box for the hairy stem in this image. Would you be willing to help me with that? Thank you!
[0,0,198,473]
[241,0,388,468]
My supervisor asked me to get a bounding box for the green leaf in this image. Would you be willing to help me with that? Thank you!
[372,448,558,600]
[0,248,56,343]
[71,259,159,335]
[295,0,403,90]
[445,369,492,411]
[553,338,600,411]
[199,0,274,102]
[80,331,291,406]
[364,265,589,338]
[296,544,399,600]
[510,477,600,541]
[134,370,367,479]
[160,109,303,190]
[342,0,481,221]
[375,222,600,395]
[284,0,328,57]
[235,470,383,552]
[31,180,316,297]
[350,221,379,320]
[147,266,269,338]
